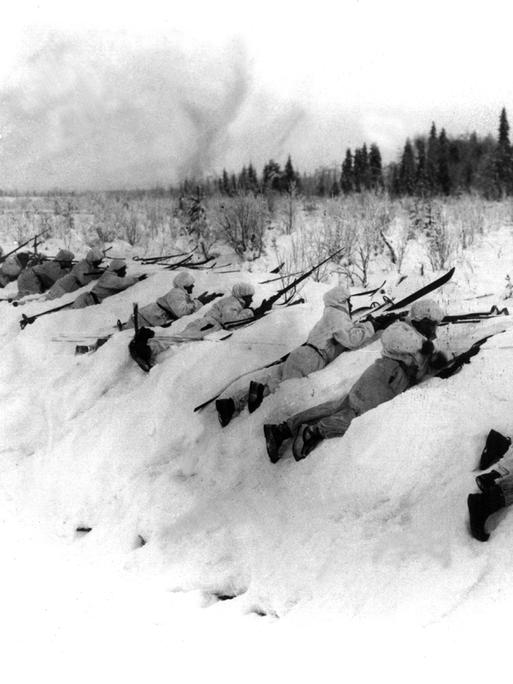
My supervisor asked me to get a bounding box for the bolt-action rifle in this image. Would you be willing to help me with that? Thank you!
[223,247,346,329]
[436,332,506,379]
[0,230,48,264]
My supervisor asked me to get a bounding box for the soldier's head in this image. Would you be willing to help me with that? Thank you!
[173,271,195,294]
[324,285,351,311]
[86,248,104,269]
[232,282,255,308]
[108,258,127,277]
[408,299,444,339]
[55,249,75,269]
[381,321,427,369]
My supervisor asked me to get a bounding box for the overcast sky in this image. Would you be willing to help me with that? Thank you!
[1,0,512,190]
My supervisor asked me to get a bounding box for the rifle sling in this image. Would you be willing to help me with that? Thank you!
[156,301,178,321]
[301,342,326,360]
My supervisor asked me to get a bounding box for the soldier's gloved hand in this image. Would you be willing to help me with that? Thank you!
[198,291,216,305]
[420,339,435,356]
[138,274,148,281]
[371,313,398,331]
[253,298,273,317]
[430,350,449,369]
[134,326,154,342]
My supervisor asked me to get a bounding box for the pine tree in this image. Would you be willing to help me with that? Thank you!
[262,159,282,192]
[495,107,513,195]
[221,169,231,195]
[360,143,371,190]
[340,149,354,194]
[426,123,439,194]
[353,148,364,192]
[414,137,428,196]
[437,128,451,195]
[247,163,259,193]
[238,166,249,192]
[283,155,298,192]
[368,143,384,190]
[399,139,416,195]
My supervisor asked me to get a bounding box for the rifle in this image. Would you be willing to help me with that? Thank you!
[83,269,107,277]
[161,254,194,269]
[436,332,505,379]
[0,230,48,264]
[223,247,345,329]
[133,250,193,263]
[440,305,509,324]
[183,257,217,270]
[258,270,305,284]
[20,300,74,329]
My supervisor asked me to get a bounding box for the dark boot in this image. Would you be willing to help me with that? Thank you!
[479,429,511,470]
[248,381,265,413]
[475,470,501,493]
[467,485,505,542]
[264,423,292,463]
[128,327,155,373]
[292,425,323,461]
[96,336,109,349]
[215,398,235,427]
[75,344,90,355]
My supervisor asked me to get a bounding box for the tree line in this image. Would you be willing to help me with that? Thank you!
[178,108,513,200]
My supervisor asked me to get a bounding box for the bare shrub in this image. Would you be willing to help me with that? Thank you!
[277,183,301,235]
[424,202,454,270]
[445,196,485,250]
[213,193,268,260]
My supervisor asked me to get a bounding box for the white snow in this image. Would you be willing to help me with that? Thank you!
[3,228,513,682]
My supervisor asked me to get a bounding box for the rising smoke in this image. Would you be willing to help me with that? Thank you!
[0,31,312,191]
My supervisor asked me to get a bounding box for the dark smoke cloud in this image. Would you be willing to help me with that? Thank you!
[1,29,495,190]
[0,30,318,190]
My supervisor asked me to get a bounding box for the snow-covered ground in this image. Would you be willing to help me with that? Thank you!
[3,225,513,682]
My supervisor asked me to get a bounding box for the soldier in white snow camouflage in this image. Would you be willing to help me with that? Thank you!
[120,270,216,329]
[264,301,449,463]
[45,248,104,300]
[70,258,146,309]
[130,281,256,363]
[15,249,75,298]
[215,284,380,427]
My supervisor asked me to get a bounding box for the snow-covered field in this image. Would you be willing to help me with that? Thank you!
[2,223,513,682]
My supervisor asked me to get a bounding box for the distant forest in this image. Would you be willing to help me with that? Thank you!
[179,107,513,200]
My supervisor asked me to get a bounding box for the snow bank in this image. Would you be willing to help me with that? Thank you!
[3,229,513,680]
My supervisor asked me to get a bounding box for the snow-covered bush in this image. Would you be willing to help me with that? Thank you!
[424,203,454,270]
[212,192,269,260]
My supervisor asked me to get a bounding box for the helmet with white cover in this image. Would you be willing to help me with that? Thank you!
[173,271,195,289]
[323,285,350,307]
[409,299,444,323]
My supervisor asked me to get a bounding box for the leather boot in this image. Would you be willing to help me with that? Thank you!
[467,485,505,542]
[264,422,292,463]
[215,398,235,427]
[248,381,265,413]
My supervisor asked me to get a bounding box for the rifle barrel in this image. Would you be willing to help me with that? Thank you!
[0,230,48,264]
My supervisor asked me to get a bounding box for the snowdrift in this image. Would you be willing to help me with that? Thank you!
[2,228,513,646]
